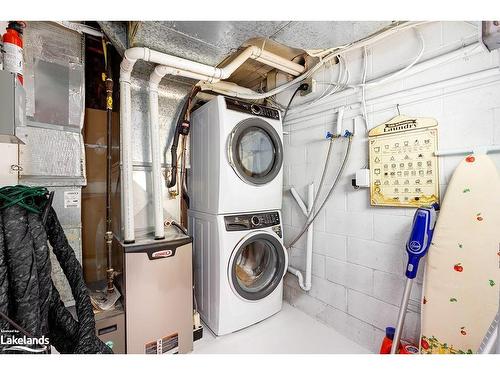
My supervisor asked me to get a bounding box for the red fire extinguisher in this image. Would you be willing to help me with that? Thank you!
[2,21,26,85]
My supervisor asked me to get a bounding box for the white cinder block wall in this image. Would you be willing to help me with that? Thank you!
[278,21,500,352]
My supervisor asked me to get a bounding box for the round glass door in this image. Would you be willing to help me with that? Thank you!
[229,118,283,185]
[229,233,286,300]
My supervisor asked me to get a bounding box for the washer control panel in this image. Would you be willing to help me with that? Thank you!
[224,211,280,231]
[225,97,280,120]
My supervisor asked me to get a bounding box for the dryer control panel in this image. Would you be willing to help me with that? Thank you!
[224,211,280,231]
[225,97,280,120]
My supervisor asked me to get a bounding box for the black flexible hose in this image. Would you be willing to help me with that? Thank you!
[170,221,188,236]
[167,87,200,188]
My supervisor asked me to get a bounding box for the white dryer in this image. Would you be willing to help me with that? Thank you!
[189,96,283,214]
[188,209,288,336]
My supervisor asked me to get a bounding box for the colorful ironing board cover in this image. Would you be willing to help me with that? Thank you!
[420,154,500,354]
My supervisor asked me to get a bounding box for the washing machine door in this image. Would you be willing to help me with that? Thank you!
[228,231,288,301]
[228,118,283,186]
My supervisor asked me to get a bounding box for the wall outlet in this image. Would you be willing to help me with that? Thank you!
[300,77,316,96]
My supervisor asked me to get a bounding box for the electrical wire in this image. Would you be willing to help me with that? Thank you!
[285,28,426,126]
[359,29,425,88]
[300,54,352,111]
[282,83,309,122]
[286,136,353,249]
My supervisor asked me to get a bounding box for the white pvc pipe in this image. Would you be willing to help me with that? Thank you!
[119,65,136,243]
[256,49,305,76]
[120,46,304,242]
[434,145,500,156]
[148,75,165,240]
[288,184,314,291]
[336,106,345,136]
[305,184,314,290]
[290,187,308,216]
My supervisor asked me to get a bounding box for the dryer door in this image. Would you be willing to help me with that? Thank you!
[228,118,283,186]
[228,231,287,301]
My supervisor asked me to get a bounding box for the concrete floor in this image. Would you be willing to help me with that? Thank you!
[193,302,371,354]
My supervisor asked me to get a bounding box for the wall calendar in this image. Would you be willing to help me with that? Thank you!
[368,115,439,207]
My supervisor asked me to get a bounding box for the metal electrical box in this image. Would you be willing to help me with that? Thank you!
[0,70,25,144]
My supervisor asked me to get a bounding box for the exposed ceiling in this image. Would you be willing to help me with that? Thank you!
[98,21,393,88]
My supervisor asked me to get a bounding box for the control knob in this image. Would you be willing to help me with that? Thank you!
[250,104,262,115]
[251,216,260,226]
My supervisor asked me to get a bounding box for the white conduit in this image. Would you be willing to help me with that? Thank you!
[120,46,305,242]
[287,184,314,291]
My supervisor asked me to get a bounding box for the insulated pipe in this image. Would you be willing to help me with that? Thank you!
[120,46,305,242]
[287,184,314,291]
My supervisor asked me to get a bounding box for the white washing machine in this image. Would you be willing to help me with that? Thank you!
[189,95,283,215]
[188,209,288,336]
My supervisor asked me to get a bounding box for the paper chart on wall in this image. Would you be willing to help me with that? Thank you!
[368,115,439,208]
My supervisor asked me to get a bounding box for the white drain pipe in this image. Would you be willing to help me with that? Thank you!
[120,46,305,243]
[287,183,314,291]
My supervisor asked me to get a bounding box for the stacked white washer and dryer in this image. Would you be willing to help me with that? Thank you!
[188,96,288,335]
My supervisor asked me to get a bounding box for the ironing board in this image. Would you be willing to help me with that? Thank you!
[420,154,500,354]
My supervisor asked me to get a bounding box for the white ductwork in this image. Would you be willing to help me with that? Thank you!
[120,46,305,242]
